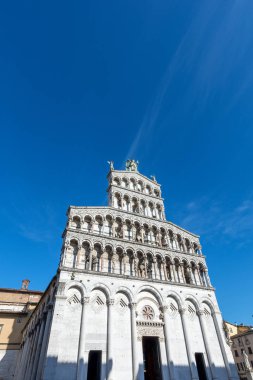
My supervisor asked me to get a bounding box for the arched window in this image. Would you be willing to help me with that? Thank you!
[146,253,153,279]
[84,216,92,232]
[72,216,81,229]
[130,178,136,190]
[156,255,163,280]
[94,216,103,235]
[137,180,143,192]
[122,178,128,188]
[113,177,120,186]
[125,220,132,241]
[123,195,130,211]
[104,215,113,236]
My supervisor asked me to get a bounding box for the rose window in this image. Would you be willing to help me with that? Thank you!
[142,305,155,320]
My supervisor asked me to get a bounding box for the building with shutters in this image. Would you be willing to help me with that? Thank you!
[0,280,42,380]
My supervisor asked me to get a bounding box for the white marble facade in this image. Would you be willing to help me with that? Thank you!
[14,161,239,380]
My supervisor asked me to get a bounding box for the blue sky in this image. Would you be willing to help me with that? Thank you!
[0,0,253,324]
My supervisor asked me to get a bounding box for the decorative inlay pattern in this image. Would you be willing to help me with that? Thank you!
[67,294,81,305]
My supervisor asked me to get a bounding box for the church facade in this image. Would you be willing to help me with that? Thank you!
[14,161,238,380]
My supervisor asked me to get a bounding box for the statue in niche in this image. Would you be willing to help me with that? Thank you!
[111,253,117,273]
[185,266,193,284]
[166,265,172,281]
[126,159,139,172]
[85,253,90,270]
[138,259,145,278]
[155,233,160,246]
[91,254,99,271]
[147,261,152,278]
[107,161,114,170]
[133,257,137,273]
[136,230,142,242]
[161,235,167,246]
[117,226,123,239]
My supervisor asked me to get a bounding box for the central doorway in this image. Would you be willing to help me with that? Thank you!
[142,336,163,380]
[195,353,208,380]
[87,350,102,380]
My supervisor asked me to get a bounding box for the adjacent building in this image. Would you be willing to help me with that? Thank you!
[14,161,239,380]
[224,322,253,380]
[0,280,42,379]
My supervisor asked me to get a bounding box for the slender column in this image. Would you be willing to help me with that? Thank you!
[77,296,90,380]
[107,299,115,380]
[197,310,217,379]
[180,265,186,283]
[163,305,176,380]
[171,264,176,282]
[130,302,138,380]
[179,308,199,380]
[197,267,203,285]
[76,245,82,269]
[177,265,182,282]
[88,248,92,270]
[204,270,212,287]
[31,317,46,380]
[111,219,116,237]
[153,258,157,279]
[212,311,233,380]
[162,260,167,281]
[121,222,125,240]
[140,227,144,243]
[36,304,53,380]
[173,235,178,250]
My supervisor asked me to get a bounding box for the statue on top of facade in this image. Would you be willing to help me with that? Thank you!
[126,159,139,172]
[107,161,114,170]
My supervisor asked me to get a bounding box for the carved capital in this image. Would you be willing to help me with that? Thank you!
[196,310,204,317]
[161,304,169,313]
[107,298,115,306]
[82,297,90,305]
[179,307,186,315]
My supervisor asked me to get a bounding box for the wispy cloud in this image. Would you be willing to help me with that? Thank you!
[179,196,253,246]
[125,1,253,159]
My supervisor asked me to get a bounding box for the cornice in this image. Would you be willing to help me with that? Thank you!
[59,266,214,291]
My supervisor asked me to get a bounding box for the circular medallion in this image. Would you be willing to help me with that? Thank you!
[142,305,155,320]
